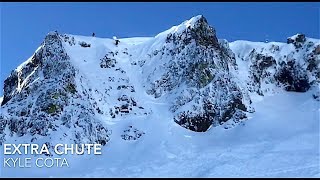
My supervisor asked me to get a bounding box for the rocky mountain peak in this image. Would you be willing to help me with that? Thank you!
[161,15,219,48]
[0,16,319,148]
[188,15,219,48]
[287,33,307,48]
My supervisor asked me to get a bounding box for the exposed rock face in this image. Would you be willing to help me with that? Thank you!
[0,32,111,145]
[230,34,319,98]
[287,34,306,48]
[247,50,278,95]
[143,16,251,132]
[275,59,310,92]
[165,16,220,49]
[0,16,319,144]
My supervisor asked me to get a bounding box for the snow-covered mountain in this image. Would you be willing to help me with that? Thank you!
[230,34,319,97]
[0,15,319,177]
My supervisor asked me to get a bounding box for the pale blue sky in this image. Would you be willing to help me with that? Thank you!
[1,2,319,96]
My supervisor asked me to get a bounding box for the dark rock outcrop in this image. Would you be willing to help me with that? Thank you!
[287,34,306,48]
[0,32,111,145]
[275,59,310,92]
[231,33,319,97]
[145,15,251,132]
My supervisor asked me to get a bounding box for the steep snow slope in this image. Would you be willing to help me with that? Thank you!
[0,15,319,177]
[76,91,320,177]
[1,91,318,177]
[0,15,252,146]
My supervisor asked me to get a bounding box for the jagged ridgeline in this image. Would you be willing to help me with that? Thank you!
[0,32,111,146]
[0,15,319,146]
[230,33,319,98]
